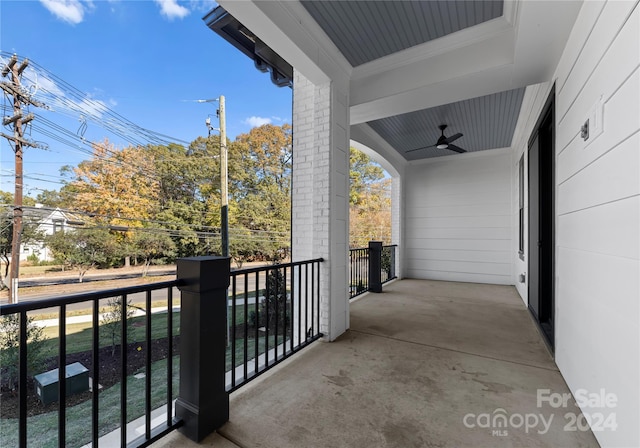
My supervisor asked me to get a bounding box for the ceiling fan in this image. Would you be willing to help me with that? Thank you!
[406,124,466,154]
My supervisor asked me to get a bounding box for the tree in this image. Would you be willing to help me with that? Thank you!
[46,227,120,282]
[255,265,289,334]
[0,192,44,290]
[350,147,385,206]
[230,124,292,261]
[100,296,135,357]
[130,229,176,276]
[63,140,160,222]
[349,148,392,247]
[0,314,47,390]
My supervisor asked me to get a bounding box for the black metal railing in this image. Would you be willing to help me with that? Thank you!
[0,281,181,448]
[349,244,397,299]
[226,258,323,392]
[381,244,397,284]
[349,247,369,299]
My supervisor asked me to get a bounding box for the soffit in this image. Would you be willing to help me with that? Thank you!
[367,88,526,160]
[300,1,504,67]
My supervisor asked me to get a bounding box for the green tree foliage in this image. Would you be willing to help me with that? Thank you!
[230,124,292,259]
[350,147,385,206]
[130,230,176,276]
[0,314,47,390]
[100,296,135,357]
[254,266,289,333]
[349,148,392,247]
[0,192,45,289]
[46,226,121,282]
[12,124,295,270]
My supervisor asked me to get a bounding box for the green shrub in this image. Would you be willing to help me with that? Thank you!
[0,314,47,390]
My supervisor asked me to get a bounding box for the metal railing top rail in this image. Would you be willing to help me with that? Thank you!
[231,258,324,276]
[0,280,180,315]
[349,244,397,250]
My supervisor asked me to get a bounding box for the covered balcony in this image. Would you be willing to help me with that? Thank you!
[152,278,597,448]
[2,1,637,447]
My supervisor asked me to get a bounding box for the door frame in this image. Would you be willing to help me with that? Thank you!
[527,85,555,352]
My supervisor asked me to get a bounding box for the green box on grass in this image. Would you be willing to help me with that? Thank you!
[33,362,89,405]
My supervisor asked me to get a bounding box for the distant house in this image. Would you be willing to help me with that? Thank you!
[19,205,82,262]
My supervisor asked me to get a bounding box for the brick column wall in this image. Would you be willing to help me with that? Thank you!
[292,69,349,341]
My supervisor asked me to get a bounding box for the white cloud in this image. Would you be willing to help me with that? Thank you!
[154,0,190,20]
[188,0,217,13]
[39,0,87,24]
[244,116,272,128]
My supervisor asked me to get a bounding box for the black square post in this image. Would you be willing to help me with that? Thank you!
[368,241,383,293]
[175,256,230,442]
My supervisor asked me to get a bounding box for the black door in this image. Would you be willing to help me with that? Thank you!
[528,88,555,350]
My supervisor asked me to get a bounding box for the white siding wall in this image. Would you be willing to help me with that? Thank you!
[403,149,513,284]
[513,2,640,446]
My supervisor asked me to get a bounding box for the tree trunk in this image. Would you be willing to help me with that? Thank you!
[124,256,130,268]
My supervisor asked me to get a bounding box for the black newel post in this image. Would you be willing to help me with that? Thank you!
[368,241,383,293]
[176,256,230,442]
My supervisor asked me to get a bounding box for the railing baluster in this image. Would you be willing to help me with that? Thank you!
[304,263,309,343]
[297,265,301,346]
[19,311,27,448]
[311,263,318,336]
[316,261,321,336]
[92,299,100,447]
[288,266,294,353]
[145,289,152,440]
[121,294,128,447]
[167,286,173,427]
[58,304,66,448]
[274,268,279,362]
[265,271,269,367]
[283,266,288,355]
[231,274,237,388]
[243,272,248,382]
[254,271,259,376]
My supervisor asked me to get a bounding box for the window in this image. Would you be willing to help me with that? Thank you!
[518,155,525,259]
[52,219,64,234]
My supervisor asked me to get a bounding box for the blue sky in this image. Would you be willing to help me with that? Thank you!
[0,0,292,196]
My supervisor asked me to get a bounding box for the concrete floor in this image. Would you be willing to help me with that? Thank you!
[152,279,599,448]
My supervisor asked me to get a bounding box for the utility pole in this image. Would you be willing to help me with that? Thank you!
[218,96,229,258]
[201,96,229,257]
[1,54,43,303]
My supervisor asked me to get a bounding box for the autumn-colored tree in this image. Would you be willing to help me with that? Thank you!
[349,148,392,247]
[63,139,160,228]
[350,147,385,206]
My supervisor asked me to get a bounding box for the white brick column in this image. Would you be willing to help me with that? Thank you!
[292,69,349,341]
[391,176,403,279]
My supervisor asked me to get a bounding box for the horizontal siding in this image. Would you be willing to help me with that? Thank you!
[557,7,639,153]
[558,196,639,260]
[407,237,511,252]
[552,2,640,447]
[404,151,513,284]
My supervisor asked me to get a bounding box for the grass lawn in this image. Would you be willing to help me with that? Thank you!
[0,356,180,448]
[2,301,289,447]
[38,312,182,359]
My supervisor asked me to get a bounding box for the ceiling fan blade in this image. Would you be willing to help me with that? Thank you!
[405,144,436,153]
[445,132,463,144]
[447,144,466,153]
